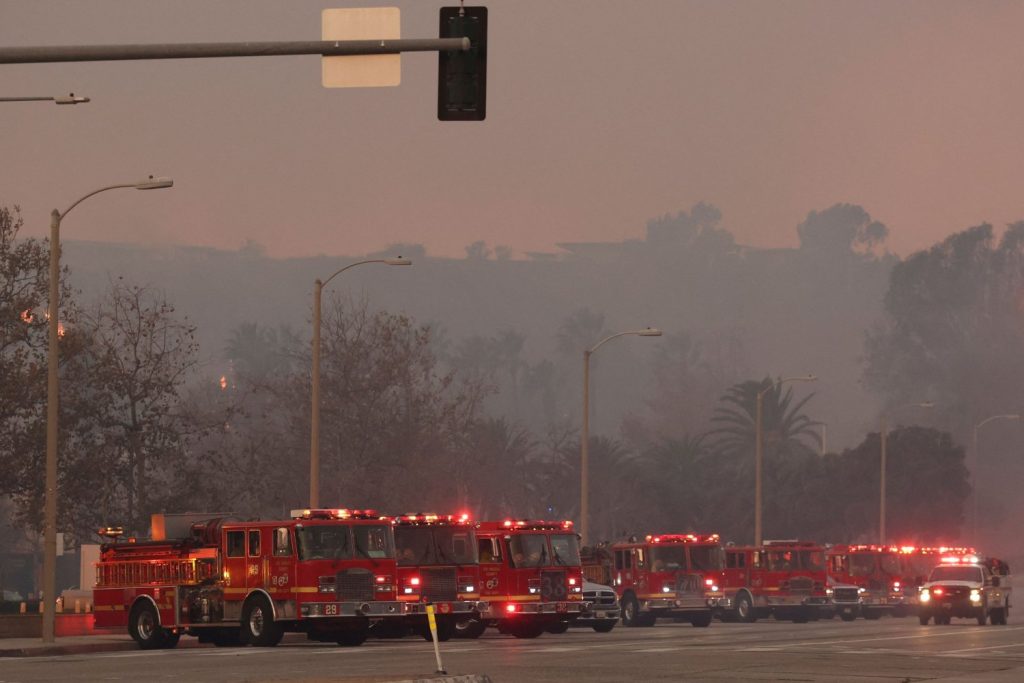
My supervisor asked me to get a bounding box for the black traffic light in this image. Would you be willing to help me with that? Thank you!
[438,6,487,121]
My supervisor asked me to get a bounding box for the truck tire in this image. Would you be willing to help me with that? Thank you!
[129,600,168,650]
[545,621,570,634]
[977,606,989,626]
[509,622,546,638]
[621,594,642,627]
[421,621,455,641]
[735,593,757,623]
[337,629,368,647]
[242,595,283,647]
[919,614,930,625]
[690,612,713,628]
[592,620,616,633]
[839,610,857,622]
[992,605,1008,625]
[454,618,487,639]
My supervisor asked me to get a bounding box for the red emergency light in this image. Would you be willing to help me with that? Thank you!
[290,508,380,520]
[644,533,720,544]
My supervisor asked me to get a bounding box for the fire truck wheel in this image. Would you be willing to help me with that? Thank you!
[992,606,1008,625]
[128,601,168,650]
[839,611,857,622]
[621,594,642,627]
[918,614,930,625]
[210,629,244,647]
[690,613,712,628]
[509,622,546,639]
[545,621,570,634]
[735,593,757,623]
[336,630,369,647]
[242,595,283,647]
[592,621,616,633]
[161,631,181,649]
[421,621,455,641]
[977,607,989,626]
[454,618,487,639]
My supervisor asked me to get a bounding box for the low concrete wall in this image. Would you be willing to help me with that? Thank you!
[0,614,96,638]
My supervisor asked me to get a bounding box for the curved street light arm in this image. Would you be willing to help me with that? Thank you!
[59,183,137,219]
[587,327,662,355]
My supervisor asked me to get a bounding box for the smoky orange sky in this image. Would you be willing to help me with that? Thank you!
[2,0,1022,259]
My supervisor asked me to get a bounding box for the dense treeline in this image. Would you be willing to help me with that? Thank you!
[1,200,1016,557]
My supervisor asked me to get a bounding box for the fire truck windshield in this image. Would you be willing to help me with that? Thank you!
[295,524,394,561]
[549,534,581,566]
[849,554,876,577]
[879,554,901,575]
[650,546,686,570]
[395,527,478,566]
[353,525,394,559]
[930,565,984,583]
[510,534,549,568]
[799,550,825,571]
[296,525,352,560]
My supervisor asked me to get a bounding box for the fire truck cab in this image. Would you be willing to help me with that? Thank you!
[602,533,727,628]
[93,509,403,649]
[457,519,585,639]
[721,541,830,623]
[391,513,484,641]
[826,544,903,621]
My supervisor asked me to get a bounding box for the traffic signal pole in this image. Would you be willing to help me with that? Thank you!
[0,38,469,64]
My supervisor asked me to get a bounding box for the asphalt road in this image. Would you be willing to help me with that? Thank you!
[4,617,1024,682]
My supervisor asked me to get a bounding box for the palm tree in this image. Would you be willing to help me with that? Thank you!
[708,378,821,458]
[706,378,822,541]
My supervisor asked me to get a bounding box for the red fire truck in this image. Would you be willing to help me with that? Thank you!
[720,541,830,622]
[93,509,404,649]
[391,513,484,641]
[590,533,727,627]
[826,544,904,620]
[455,519,586,639]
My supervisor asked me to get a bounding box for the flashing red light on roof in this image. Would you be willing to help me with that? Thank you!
[290,508,380,520]
[644,533,721,545]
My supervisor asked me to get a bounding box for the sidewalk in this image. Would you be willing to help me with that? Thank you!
[0,632,138,657]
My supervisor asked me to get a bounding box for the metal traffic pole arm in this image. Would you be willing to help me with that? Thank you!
[0,39,470,64]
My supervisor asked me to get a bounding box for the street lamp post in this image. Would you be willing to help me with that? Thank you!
[308,257,411,508]
[42,176,173,643]
[579,327,661,545]
[754,374,816,546]
[972,414,1020,540]
[878,401,933,545]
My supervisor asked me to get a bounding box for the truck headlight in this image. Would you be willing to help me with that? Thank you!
[970,590,981,603]
[662,585,673,593]
[920,590,930,603]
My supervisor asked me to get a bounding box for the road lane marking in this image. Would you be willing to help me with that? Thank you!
[943,641,1024,655]
[750,625,1024,649]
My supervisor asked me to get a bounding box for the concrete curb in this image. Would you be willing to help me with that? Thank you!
[0,640,139,658]
[389,677,492,683]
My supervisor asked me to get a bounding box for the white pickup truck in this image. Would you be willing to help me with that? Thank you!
[917,557,1011,626]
